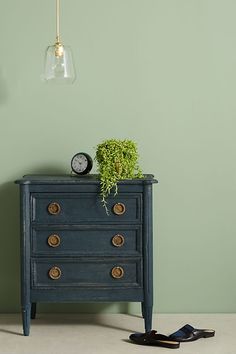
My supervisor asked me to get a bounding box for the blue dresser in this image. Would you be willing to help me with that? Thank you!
[15,174,157,336]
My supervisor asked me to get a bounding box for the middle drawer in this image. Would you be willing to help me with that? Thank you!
[31,226,142,256]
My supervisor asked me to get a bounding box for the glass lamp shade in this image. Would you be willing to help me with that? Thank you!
[44,44,76,84]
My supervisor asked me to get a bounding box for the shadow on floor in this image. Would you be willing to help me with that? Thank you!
[0,313,143,336]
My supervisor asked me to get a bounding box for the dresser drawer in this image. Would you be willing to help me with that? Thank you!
[31,258,142,288]
[32,226,142,256]
[31,193,142,224]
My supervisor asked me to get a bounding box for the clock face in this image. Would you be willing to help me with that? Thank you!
[71,153,93,175]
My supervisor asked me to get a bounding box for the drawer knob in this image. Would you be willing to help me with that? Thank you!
[111,266,124,279]
[47,202,61,215]
[48,266,62,280]
[112,234,125,247]
[47,234,61,248]
[112,203,126,215]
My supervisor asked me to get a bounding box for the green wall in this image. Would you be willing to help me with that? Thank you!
[0,0,236,314]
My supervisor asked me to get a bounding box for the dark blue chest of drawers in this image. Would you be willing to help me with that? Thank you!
[15,174,157,336]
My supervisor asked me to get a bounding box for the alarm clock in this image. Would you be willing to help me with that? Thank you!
[71,152,93,175]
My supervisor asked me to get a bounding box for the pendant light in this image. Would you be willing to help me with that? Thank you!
[44,0,76,84]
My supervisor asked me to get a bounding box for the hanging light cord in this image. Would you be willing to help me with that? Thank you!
[56,0,60,43]
[55,0,63,57]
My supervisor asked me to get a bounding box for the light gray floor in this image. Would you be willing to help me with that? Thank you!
[0,313,234,354]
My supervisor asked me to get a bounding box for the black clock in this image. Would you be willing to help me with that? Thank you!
[71,152,93,175]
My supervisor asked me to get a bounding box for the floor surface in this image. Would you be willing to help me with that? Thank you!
[0,313,235,354]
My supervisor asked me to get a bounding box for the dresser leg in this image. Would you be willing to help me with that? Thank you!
[22,304,31,336]
[141,302,145,318]
[31,303,37,319]
[142,303,152,332]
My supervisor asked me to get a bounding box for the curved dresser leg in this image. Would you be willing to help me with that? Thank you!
[22,304,31,336]
[142,303,152,332]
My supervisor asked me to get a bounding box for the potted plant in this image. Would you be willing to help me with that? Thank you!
[95,139,143,213]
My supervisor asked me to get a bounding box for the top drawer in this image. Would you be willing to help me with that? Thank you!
[31,193,142,224]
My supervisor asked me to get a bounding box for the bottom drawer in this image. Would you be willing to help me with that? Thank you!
[31,258,142,288]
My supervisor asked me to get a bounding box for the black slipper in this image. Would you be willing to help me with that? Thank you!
[169,324,215,342]
[129,330,180,349]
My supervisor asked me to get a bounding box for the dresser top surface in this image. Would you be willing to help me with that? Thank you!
[15,174,158,185]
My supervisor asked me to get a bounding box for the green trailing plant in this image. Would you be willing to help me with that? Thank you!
[95,139,143,213]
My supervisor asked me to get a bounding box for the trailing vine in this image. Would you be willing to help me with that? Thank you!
[95,139,143,213]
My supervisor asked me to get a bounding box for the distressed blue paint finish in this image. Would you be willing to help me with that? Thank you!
[32,193,142,224]
[32,226,142,256]
[32,258,142,288]
[15,174,157,336]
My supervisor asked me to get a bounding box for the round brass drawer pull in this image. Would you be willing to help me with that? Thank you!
[47,234,61,248]
[112,234,125,247]
[47,202,61,215]
[113,203,126,216]
[111,266,124,279]
[48,266,62,280]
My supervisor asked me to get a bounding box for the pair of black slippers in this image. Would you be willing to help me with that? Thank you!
[129,324,215,349]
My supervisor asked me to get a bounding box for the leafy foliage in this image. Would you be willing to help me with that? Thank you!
[96,139,143,213]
